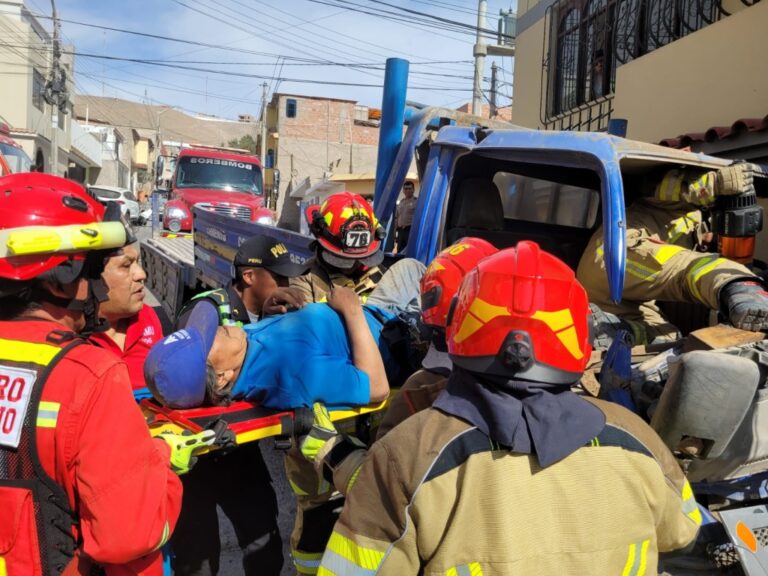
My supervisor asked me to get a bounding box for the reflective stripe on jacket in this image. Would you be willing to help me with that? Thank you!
[319,398,700,575]
[0,320,183,575]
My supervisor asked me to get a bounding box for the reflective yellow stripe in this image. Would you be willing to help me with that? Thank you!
[622,539,650,576]
[686,256,725,302]
[653,245,685,265]
[288,479,309,496]
[446,563,483,576]
[0,339,60,365]
[323,531,385,574]
[622,543,636,576]
[625,257,661,282]
[599,240,660,283]
[468,563,483,576]
[637,539,650,576]
[293,550,323,574]
[0,556,6,576]
[36,401,60,428]
[152,521,170,551]
[346,465,362,494]
[681,480,703,525]
[688,173,716,206]
[666,211,699,244]
[657,172,682,202]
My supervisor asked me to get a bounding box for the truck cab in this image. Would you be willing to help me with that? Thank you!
[0,123,33,176]
[371,105,745,309]
[162,146,274,233]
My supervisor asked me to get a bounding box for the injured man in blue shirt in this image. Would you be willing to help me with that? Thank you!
[144,285,398,410]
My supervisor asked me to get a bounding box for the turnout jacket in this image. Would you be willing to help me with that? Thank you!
[577,169,756,344]
[319,397,700,575]
[0,320,182,575]
[290,261,383,304]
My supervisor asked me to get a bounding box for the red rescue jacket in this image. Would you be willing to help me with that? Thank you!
[0,319,182,575]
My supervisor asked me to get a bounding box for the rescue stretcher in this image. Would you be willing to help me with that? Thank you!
[141,397,390,454]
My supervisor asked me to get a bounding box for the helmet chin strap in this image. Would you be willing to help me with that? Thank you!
[33,252,111,335]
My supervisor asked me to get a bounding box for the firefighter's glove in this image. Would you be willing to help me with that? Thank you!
[715,163,755,196]
[721,280,768,332]
[158,429,217,475]
[299,403,341,464]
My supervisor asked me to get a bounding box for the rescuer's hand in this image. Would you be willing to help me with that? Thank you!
[157,429,217,475]
[721,280,768,332]
[263,287,306,315]
[327,286,362,317]
[299,403,340,464]
[716,162,755,196]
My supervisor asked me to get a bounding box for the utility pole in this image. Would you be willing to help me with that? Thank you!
[472,0,487,116]
[490,62,498,118]
[44,0,67,175]
[259,82,268,162]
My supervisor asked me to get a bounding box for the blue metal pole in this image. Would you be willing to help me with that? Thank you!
[374,58,409,207]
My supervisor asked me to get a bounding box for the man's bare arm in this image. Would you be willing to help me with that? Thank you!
[327,287,389,402]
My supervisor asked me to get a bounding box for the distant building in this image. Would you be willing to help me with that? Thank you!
[455,102,513,122]
[0,0,100,179]
[265,93,383,228]
[72,95,259,194]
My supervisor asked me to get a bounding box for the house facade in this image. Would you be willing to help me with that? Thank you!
[0,0,101,179]
[265,93,382,227]
[512,0,767,157]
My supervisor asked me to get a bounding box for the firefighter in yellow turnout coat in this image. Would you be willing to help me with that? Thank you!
[318,243,700,575]
[577,163,768,344]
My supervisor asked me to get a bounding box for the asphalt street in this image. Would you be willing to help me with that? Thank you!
[136,224,298,576]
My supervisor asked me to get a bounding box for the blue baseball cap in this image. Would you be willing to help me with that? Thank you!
[144,304,219,409]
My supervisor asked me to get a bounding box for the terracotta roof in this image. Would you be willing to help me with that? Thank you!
[659,115,768,149]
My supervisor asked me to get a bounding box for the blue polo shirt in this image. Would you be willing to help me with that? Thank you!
[231,303,394,409]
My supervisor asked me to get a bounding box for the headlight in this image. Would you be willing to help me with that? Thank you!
[165,207,188,219]
[256,215,275,226]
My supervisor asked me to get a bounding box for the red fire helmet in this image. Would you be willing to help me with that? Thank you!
[305,192,385,269]
[446,241,591,384]
[0,173,126,281]
[420,237,498,329]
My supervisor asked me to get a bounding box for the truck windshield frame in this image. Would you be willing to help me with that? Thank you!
[175,156,264,195]
[0,143,33,173]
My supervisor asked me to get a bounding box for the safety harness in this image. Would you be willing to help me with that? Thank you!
[178,288,242,327]
[0,329,86,575]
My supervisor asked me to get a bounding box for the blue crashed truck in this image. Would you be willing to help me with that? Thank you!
[142,59,768,573]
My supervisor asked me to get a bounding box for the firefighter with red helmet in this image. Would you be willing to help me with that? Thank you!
[579,163,768,346]
[0,173,189,575]
[286,191,429,573]
[291,191,388,303]
[298,238,499,496]
[318,241,700,574]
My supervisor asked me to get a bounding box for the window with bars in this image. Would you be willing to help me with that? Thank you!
[545,0,741,124]
[550,0,617,117]
[32,69,45,111]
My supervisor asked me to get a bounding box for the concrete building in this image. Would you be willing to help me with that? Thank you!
[72,95,261,195]
[265,93,382,228]
[0,0,100,178]
[512,0,767,159]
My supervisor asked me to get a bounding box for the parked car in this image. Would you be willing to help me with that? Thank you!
[88,185,141,223]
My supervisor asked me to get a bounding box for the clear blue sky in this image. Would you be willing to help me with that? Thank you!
[25,0,516,120]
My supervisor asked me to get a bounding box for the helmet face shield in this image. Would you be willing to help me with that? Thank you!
[447,241,591,384]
